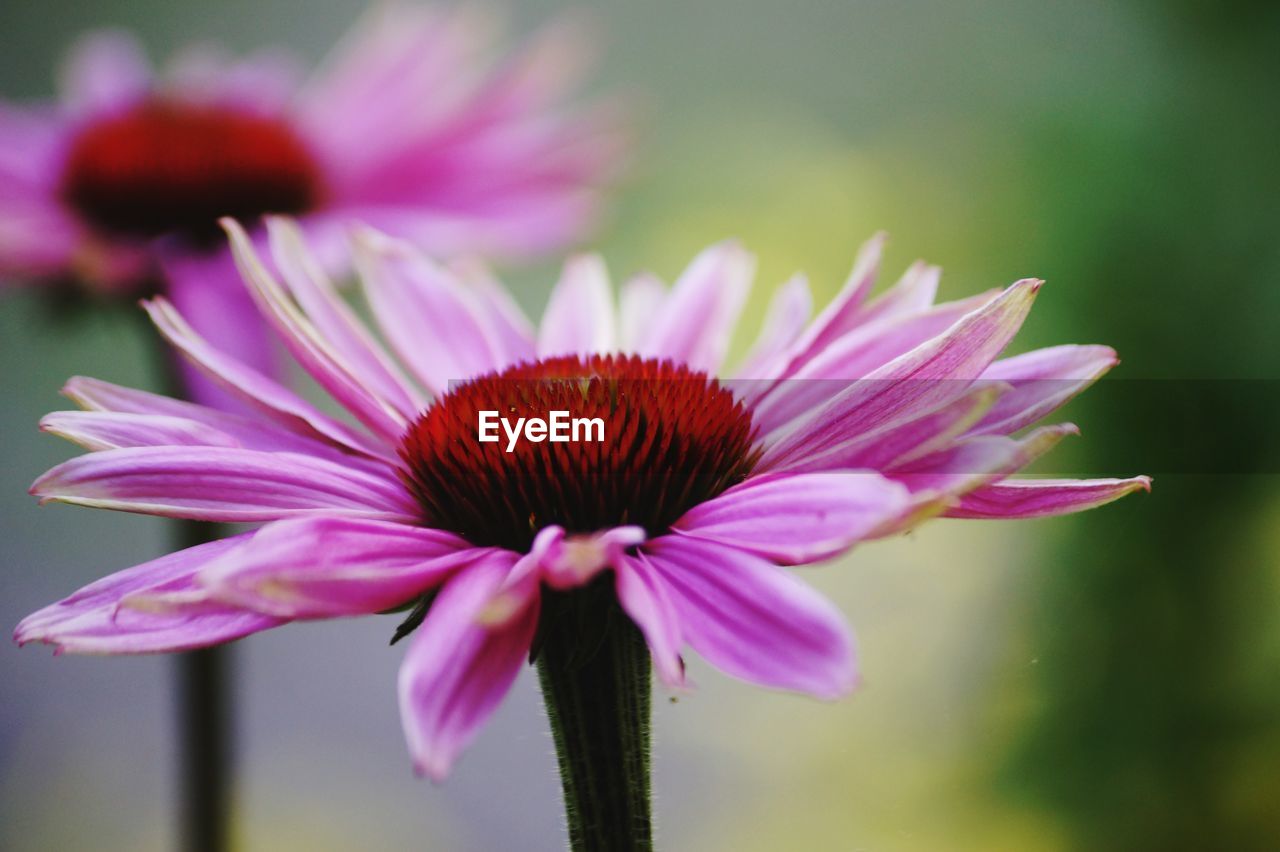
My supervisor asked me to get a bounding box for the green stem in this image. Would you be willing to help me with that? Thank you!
[536,581,653,852]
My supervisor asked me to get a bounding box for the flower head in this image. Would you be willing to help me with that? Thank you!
[1,6,624,403]
[16,219,1148,779]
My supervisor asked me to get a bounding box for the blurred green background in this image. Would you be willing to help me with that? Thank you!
[3,0,1278,849]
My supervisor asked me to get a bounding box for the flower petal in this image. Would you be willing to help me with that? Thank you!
[225,220,409,442]
[40,410,240,451]
[397,552,535,780]
[944,476,1151,519]
[641,536,857,699]
[31,446,418,523]
[143,296,388,460]
[673,471,910,564]
[538,254,615,356]
[970,344,1118,436]
[58,30,151,115]
[614,553,686,688]
[354,229,509,395]
[733,273,813,380]
[14,533,283,654]
[636,241,754,373]
[617,273,666,352]
[760,279,1041,471]
[200,516,474,618]
[266,218,425,415]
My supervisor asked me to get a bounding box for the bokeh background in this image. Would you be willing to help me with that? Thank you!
[3,0,1279,849]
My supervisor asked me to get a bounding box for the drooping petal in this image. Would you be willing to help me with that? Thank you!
[538,254,615,356]
[636,241,754,373]
[397,552,535,780]
[199,516,474,617]
[673,471,910,564]
[31,446,418,523]
[614,553,686,688]
[14,533,283,654]
[640,536,857,699]
[944,476,1151,519]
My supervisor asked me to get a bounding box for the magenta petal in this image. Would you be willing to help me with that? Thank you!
[945,476,1151,519]
[58,30,151,115]
[31,446,419,522]
[538,254,615,356]
[225,220,409,442]
[199,516,474,618]
[637,241,753,373]
[673,471,910,564]
[614,554,686,688]
[760,279,1041,472]
[60,377,390,469]
[14,534,284,654]
[970,344,1118,436]
[641,536,857,699]
[162,250,280,417]
[41,410,240,451]
[734,273,813,380]
[266,218,424,415]
[355,229,509,395]
[143,296,388,460]
[397,552,535,781]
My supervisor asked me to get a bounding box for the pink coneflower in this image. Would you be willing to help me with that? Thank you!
[16,219,1148,781]
[0,6,623,402]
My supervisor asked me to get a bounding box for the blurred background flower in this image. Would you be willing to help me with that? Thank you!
[0,3,623,405]
[3,1,1278,851]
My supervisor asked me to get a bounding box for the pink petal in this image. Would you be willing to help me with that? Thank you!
[58,30,151,115]
[14,533,284,655]
[225,220,409,442]
[161,250,280,416]
[267,218,425,416]
[770,232,884,378]
[733,273,813,380]
[40,410,240,451]
[537,254,615,356]
[354,229,510,394]
[760,279,1041,472]
[614,553,686,688]
[60,376,387,468]
[142,296,389,460]
[673,471,910,564]
[617,273,666,352]
[199,516,474,618]
[750,290,998,434]
[768,382,1006,474]
[854,260,941,327]
[397,552,536,780]
[970,344,1118,436]
[31,446,418,523]
[447,258,537,364]
[944,476,1151,519]
[636,241,753,373]
[641,536,857,699]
